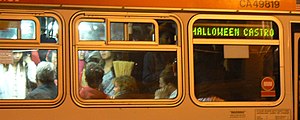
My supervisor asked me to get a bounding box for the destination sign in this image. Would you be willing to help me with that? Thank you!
[192,20,279,40]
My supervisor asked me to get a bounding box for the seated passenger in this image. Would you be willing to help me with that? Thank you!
[80,62,107,99]
[154,64,177,99]
[112,75,139,99]
[25,62,57,99]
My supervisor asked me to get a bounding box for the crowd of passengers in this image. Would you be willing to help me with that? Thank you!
[78,50,178,99]
[0,50,57,99]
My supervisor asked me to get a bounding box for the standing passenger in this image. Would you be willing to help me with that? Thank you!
[100,51,116,97]
[0,50,36,99]
[25,62,57,99]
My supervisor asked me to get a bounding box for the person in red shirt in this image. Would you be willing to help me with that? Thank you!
[79,62,108,99]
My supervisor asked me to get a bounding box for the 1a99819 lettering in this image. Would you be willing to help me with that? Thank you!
[240,0,280,9]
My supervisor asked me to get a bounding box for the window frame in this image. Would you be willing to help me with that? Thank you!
[0,15,40,44]
[0,11,65,108]
[70,12,184,107]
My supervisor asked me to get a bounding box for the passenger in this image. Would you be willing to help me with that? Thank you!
[30,51,41,65]
[46,50,58,85]
[112,75,139,99]
[79,51,101,90]
[159,22,176,45]
[100,50,117,97]
[142,52,176,96]
[25,62,57,99]
[142,22,177,96]
[154,64,177,99]
[79,62,107,99]
[0,50,36,99]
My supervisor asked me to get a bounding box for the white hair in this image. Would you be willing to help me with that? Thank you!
[36,61,55,83]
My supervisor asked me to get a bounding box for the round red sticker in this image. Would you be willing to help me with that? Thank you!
[261,77,275,91]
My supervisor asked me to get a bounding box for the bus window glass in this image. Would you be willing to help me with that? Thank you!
[129,23,154,41]
[21,20,36,39]
[0,20,36,40]
[78,50,177,99]
[110,22,155,41]
[0,49,58,100]
[78,22,106,41]
[193,45,280,101]
[111,23,124,40]
[38,17,59,43]
[157,20,177,45]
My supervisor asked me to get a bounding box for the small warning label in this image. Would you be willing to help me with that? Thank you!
[255,109,290,120]
[0,50,13,64]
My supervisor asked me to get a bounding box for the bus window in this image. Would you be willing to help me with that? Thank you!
[72,12,182,107]
[158,20,177,45]
[110,22,124,41]
[194,45,280,101]
[189,15,282,106]
[0,13,63,108]
[79,22,106,41]
[0,20,35,40]
[37,17,59,43]
[78,50,177,99]
[110,22,154,41]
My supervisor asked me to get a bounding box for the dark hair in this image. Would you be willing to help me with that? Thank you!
[85,62,104,88]
[159,64,177,86]
[36,61,55,83]
[4,52,25,71]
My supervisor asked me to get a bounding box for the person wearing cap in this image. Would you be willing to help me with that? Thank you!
[0,50,37,99]
[25,62,57,99]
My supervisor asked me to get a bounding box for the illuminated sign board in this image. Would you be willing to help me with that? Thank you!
[192,20,279,40]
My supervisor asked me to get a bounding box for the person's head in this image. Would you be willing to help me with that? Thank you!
[113,75,137,94]
[159,64,177,88]
[159,22,176,44]
[100,50,113,60]
[78,51,85,60]
[85,62,104,88]
[36,61,55,84]
[12,51,24,64]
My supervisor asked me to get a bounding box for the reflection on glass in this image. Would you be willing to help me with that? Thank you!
[0,20,36,40]
[0,28,17,39]
[21,20,36,39]
[78,50,177,99]
[194,45,280,101]
[78,22,106,41]
[0,49,58,100]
